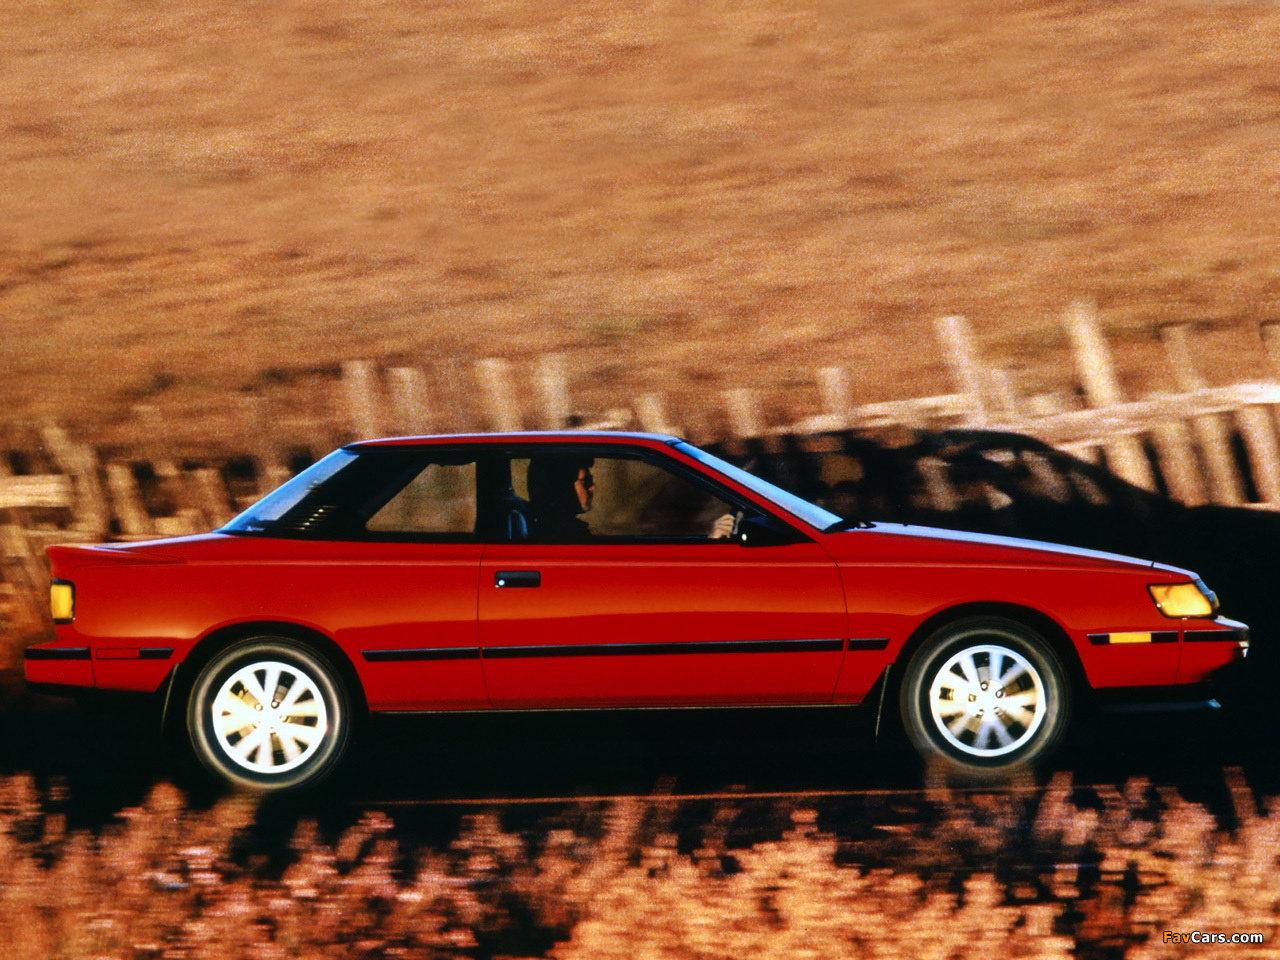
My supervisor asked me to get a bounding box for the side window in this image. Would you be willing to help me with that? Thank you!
[521,454,737,540]
[366,461,477,534]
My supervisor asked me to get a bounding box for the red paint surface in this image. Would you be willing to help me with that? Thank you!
[479,541,845,706]
[1177,617,1249,684]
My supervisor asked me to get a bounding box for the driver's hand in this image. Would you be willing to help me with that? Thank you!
[709,513,736,539]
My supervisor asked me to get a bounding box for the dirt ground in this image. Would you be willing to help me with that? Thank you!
[3,0,1280,455]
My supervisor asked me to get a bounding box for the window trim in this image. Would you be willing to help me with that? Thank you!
[221,441,818,547]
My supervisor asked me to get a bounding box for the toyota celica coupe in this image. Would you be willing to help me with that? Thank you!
[24,432,1248,789]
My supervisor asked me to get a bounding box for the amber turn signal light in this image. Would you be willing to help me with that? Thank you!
[50,581,75,623]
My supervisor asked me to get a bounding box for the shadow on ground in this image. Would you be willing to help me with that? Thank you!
[2,667,1271,834]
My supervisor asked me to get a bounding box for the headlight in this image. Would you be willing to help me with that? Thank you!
[50,580,75,623]
[1148,580,1217,618]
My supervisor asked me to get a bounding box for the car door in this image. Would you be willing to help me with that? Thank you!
[477,448,848,707]
[284,447,488,711]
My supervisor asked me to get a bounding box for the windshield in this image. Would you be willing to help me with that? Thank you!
[673,441,841,531]
[221,449,359,533]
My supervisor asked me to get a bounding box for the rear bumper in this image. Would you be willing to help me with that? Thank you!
[24,638,178,695]
[23,643,94,690]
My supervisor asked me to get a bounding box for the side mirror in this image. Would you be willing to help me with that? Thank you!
[737,515,804,547]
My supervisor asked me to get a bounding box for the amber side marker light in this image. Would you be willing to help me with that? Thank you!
[50,580,75,623]
[1148,580,1217,618]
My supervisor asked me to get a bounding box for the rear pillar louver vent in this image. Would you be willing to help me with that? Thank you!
[282,504,338,533]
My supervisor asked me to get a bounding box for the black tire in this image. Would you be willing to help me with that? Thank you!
[898,617,1071,776]
[187,638,351,791]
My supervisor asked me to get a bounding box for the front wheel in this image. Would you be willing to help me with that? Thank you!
[899,618,1071,776]
[187,638,351,791]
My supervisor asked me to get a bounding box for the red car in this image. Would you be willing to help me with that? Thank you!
[25,432,1248,789]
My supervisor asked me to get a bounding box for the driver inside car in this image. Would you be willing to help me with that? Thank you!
[526,455,738,541]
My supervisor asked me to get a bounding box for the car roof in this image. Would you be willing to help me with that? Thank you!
[347,431,684,449]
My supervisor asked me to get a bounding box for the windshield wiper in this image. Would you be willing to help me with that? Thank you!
[822,517,875,533]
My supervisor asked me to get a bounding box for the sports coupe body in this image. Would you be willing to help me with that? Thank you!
[25,432,1248,788]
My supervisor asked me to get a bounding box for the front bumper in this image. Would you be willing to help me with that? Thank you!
[1093,683,1222,714]
[1178,617,1250,684]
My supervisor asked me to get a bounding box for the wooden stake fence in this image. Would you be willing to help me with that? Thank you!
[14,312,1280,527]
[7,307,1280,629]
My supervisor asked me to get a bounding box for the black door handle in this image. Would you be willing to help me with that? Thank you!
[495,570,541,588]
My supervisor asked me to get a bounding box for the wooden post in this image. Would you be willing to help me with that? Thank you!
[1251,321,1280,503]
[105,463,153,536]
[1194,415,1245,506]
[133,404,180,479]
[0,452,50,627]
[1235,406,1280,505]
[1157,322,1244,503]
[134,404,201,533]
[989,368,1018,418]
[1261,321,1280,380]
[40,423,110,537]
[723,388,763,438]
[192,467,234,528]
[387,367,431,435]
[537,354,570,430]
[1062,302,1156,491]
[0,523,45,631]
[1158,323,1207,392]
[1063,301,1123,404]
[935,315,989,425]
[1021,452,1073,504]
[636,394,676,436]
[816,367,851,428]
[917,457,959,511]
[1150,421,1208,506]
[242,398,292,496]
[341,360,383,439]
[476,358,522,432]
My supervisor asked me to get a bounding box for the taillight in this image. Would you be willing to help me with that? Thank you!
[50,580,75,623]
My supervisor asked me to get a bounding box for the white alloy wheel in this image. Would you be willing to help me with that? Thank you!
[188,639,351,790]
[211,660,329,774]
[900,617,1070,775]
[926,644,1045,757]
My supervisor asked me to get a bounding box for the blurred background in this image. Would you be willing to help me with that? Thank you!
[4,2,1280,955]
[3,0,1280,453]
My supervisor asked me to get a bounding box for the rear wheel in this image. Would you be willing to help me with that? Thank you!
[187,638,351,790]
[899,617,1070,775]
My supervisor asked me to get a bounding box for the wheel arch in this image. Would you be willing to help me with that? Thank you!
[884,601,1090,712]
[881,601,1084,769]
[161,620,368,737]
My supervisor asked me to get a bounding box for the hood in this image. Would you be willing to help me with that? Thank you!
[820,523,1189,575]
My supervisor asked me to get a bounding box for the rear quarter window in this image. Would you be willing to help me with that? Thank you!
[366,461,477,534]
